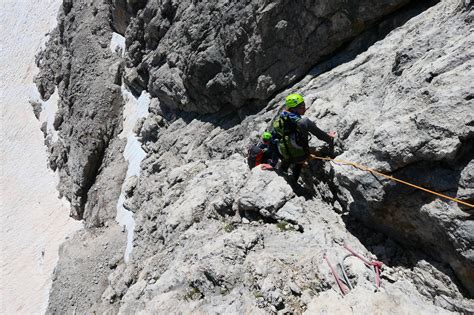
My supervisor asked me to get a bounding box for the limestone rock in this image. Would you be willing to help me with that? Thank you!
[458,159,474,202]
[83,138,127,227]
[275,202,305,225]
[46,225,126,314]
[36,0,474,313]
[124,0,413,113]
[235,167,294,217]
[34,0,126,221]
[291,0,474,294]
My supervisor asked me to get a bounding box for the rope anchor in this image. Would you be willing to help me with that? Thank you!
[324,244,383,296]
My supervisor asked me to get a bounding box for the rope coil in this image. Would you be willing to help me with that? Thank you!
[309,154,474,209]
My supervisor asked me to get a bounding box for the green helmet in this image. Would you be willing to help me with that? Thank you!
[285,93,304,109]
[262,131,272,141]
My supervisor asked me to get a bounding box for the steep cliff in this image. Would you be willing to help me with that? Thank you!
[35,0,127,222]
[119,0,414,113]
[34,0,473,313]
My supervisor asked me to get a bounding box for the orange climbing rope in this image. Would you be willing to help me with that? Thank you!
[309,154,474,209]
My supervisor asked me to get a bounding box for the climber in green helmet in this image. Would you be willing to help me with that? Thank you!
[272,93,336,183]
[247,131,278,170]
[262,131,272,142]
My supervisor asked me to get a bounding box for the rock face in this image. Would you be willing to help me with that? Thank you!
[121,0,414,113]
[46,225,126,314]
[35,0,127,222]
[34,0,474,313]
[289,0,474,295]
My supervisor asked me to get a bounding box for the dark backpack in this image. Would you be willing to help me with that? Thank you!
[247,142,267,169]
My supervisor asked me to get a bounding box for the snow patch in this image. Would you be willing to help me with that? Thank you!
[38,89,60,143]
[0,1,83,313]
[116,85,151,262]
[110,32,125,57]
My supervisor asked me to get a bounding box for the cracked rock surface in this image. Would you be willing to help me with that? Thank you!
[120,0,413,113]
[35,0,127,222]
[290,0,474,294]
[35,0,474,313]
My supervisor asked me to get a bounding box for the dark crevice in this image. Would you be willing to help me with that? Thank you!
[425,71,439,83]
[340,213,472,306]
[239,208,278,224]
[203,270,221,288]
[74,134,113,219]
[324,137,474,298]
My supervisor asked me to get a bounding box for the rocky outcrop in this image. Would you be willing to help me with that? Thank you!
[35,0,474,313]
[33,0,440,219]
[90,150,473,314]
[288,0,474,295]
[35,0,127,221]
[95,154,471,313]
[46,225,126,314]
[83,138,128,227]
[121,0,416,113]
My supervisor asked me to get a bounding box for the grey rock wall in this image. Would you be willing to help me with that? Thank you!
[34,0,425,221]
[96,154,471,313]
[35,0,127,222]
[46,225,126,314]
[288,0,474,295]
[122,0,412,113]
[35,0,474,313]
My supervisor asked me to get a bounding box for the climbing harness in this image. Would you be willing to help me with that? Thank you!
[324,244,383,296]
[309,154,474,209]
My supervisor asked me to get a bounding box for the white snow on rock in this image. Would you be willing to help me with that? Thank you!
[115,79,150,262]
[116,86,150,262]
[0,0,82,314]
[39,88,60,143]
[110,32,150,262]
[110,32,126,57]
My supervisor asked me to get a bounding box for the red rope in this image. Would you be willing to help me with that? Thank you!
[344,244,383,288]
[324,254,349,295]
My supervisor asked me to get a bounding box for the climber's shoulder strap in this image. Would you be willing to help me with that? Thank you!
[272,113,300,138]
